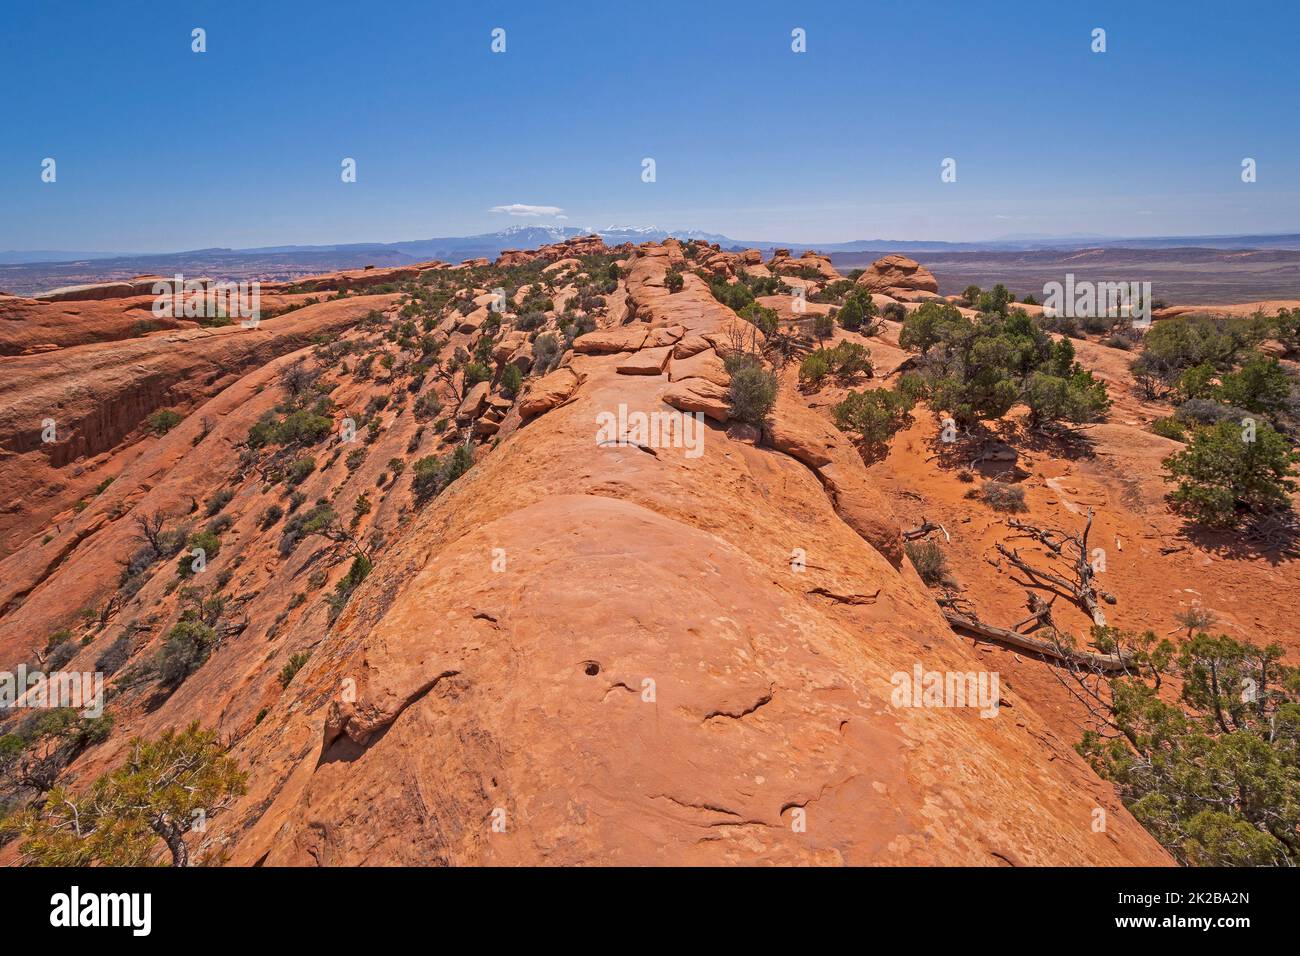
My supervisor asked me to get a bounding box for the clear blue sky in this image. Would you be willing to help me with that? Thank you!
[2,0,1297,251]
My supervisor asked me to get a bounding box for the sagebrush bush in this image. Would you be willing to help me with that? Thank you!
[979,480,1027,513]
[724,355,777,426]
[904,540,949,587]
[157,618,218,686]
[204,489,234,517]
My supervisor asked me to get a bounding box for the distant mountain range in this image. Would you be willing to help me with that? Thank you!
[4,226,1300,298]
[6,227,1300,269]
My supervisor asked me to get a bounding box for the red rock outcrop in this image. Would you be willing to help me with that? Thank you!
[855,254,940,297]
[0,294,398,555]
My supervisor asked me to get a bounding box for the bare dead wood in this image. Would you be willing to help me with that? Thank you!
[903,518,950,542]
[942,610,1131,673]
[996,509,1114,627]
[1011,593,1056,632]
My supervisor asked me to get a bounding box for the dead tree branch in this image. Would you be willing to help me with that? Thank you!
[995,509,1114,627]
[941,609,1130,672]
[903,518,950,542]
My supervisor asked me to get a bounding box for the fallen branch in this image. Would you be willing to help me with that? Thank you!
[903,518,950,542]
[941,609,1131,673]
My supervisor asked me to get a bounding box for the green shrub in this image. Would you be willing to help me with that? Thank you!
[7,722,244,866]
[832,388,915,451]
[904,306,1109,430]
[326,555,372,620]
[1131,314,1261,396]
[724,355,777,426]
[836,289,878,334]
[463,362,492,387]
[177,530,221,577]
[898,301,966,354]
[1150,416,1186,441]
[737,302,778,337]
[1175,362,1218,402]
[664,270,684,293]
[1021,368,1111,428]
[500,363,524,399]
[798,350,832,389]
[285,456,316,487]
[412,446,473,502]
[1273,306,1300,356]
[801,341,874,390]
[812,313,835,342]
[1215,353,1291,416]
[1163,419,1298,527]
[247,408,332,448]
[1079,631,1300,866]
[146,409,183,436]
[278,652,310,688]
[707,279,755,312]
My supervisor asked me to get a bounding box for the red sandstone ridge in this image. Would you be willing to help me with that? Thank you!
[495,234,616,267]
[0,238,1180,867]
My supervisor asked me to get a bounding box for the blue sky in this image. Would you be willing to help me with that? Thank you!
[2,0,1297,250]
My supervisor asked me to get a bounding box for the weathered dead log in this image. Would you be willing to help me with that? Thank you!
[942,609,1131,673]
[903,518,950,542]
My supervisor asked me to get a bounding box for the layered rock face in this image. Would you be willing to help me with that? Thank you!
[0,294,399,556]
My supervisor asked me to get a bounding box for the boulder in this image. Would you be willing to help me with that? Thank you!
[616,345,672,376]
[573,327,649,354]
[457,307,489,335]
[672,334,712,359]
[519,367,579,419]
[668,348,730,388]
[855,255,939,295]
[456,381,490,422]
[661,377,730,422]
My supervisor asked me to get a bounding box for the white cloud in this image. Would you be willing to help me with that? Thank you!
[489,203,565,217]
